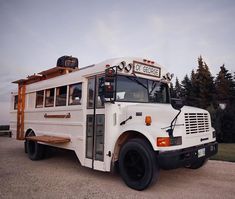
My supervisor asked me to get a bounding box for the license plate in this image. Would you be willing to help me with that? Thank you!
[198,148,205,158]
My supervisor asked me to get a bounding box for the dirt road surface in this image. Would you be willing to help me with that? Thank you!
[0,137,235,199]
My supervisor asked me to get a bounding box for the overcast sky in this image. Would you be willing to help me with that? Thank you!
[0,0,235,124]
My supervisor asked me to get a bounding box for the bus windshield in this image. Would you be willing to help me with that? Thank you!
[116,75,170,103]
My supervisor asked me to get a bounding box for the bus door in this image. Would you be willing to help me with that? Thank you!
[85,75,106,171]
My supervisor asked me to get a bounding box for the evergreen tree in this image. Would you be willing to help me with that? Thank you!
[192,56,215,109]
[214,65,235,142]
[181,74,193,106]
[215,65,234,105]
[190,69,199,106]
[173,77,182,98]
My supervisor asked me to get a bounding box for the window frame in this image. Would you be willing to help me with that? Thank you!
[96,74,105,109]
[68,82,82,106]
[35,90,44,108]
[45,88,55,107]
[87,77,96,109]
[14,95,18,110]
[115,75,170,104]
[55,85,67,107]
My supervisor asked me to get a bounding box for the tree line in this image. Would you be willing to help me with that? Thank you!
[171,56,235,143]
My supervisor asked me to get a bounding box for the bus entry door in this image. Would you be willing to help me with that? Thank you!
[85,76,106,171]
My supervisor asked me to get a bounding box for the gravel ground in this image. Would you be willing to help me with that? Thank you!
[0,137,235,199]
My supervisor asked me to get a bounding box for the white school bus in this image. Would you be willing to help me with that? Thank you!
[10,56,218,190]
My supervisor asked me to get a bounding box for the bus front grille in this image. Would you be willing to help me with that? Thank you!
[184,113,210,134]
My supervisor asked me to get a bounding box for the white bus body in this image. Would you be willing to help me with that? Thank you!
[10,57,217,190]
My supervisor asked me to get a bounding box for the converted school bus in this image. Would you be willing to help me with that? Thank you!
[10,56,218,190]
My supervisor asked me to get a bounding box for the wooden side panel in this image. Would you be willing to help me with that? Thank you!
[25,135,70,144]
[16,84,26,140]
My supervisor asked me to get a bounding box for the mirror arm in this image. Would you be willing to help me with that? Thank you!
[167,109,182,137]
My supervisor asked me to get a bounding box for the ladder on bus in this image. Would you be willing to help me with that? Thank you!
[17,83,26,140]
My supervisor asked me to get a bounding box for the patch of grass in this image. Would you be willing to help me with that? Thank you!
[210,143,235,162]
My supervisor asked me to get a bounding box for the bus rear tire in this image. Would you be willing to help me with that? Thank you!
[119,138,159,190]
[27,140,44,160]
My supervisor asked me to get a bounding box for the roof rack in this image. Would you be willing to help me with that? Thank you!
[12,66,77,85]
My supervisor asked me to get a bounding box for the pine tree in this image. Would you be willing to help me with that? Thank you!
[214,65,235,142]
[174,77,182,98]
[192,56,215,109]
[181,74,192,105]
[215,65,234,105]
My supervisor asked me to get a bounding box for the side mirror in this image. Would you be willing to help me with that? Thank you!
[171,98,184,110]
[98,68,116,103]
[104,85,114,98]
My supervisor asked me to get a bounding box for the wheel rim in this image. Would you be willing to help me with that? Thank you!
[123,150,146,181]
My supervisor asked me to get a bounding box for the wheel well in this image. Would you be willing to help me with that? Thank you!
[25,129,35,137]
[112,131,153,162]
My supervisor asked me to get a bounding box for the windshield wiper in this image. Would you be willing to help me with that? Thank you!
[126,75,148,90]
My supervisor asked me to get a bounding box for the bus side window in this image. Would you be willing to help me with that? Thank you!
[36,90,44,108]
[69,83,82,105]
[14,95,18,110]
[56,86,67,106]
[45,88,55,107]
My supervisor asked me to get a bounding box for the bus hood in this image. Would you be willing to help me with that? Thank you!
[120,103,214,149]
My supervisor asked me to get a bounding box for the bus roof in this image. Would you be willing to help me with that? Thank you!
[12,57,171,86]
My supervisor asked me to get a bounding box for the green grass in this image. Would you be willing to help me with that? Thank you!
[210,143,235,162]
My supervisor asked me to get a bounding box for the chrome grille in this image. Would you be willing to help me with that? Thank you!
[185,113,210,134]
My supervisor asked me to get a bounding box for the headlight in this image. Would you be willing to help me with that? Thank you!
[157,136,182,147]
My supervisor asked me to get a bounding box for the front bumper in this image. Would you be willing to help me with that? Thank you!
[157,141,218,169]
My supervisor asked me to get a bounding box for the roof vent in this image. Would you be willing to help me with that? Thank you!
[57,55,79,69]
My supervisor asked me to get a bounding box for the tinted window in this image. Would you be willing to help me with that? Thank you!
[116,76,148,102]
[96,76,105,108]
[45,88,55,107]
[148,80,169,103]
[36,90,44,108]
[56,86,67,106]
[87,78,95,108]
[69,83,82,105]
[14,95,18,110]
[116,75,169,103]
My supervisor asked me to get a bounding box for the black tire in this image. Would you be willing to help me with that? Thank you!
[24,129,35,153]
[119,138,159,190]
[186,158,208,169]
[27,139,44,160]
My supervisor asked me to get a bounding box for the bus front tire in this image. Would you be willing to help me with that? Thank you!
[186,158,208,169]
[26,140,44,160]
[119,138,159,191]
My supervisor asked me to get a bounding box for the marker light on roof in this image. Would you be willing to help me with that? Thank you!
[143,59,155,65]
[125,63,132,72]
[117,61,126,71]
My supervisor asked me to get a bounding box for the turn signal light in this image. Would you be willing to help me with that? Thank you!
[157,137,170,147]
[145,116,152,126]
[157,136,182,147]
